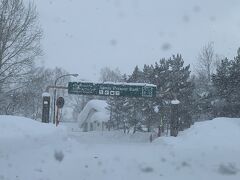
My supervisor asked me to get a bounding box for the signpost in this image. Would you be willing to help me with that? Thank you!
[42,82,157,125]
[68,82,157,98]
[56,97,65,108]
[56,97,65,126]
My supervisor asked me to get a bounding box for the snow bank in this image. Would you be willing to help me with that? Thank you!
[0,115,66,139]
[1,116,240,180]
[154,117,240,150]
[68,130,152,144]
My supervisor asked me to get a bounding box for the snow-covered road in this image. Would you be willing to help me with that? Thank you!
[1,116,240,180]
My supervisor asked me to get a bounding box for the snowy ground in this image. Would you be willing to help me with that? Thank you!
[1,116,240,180]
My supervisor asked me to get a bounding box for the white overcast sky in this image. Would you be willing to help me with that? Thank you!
[35,0,240,81]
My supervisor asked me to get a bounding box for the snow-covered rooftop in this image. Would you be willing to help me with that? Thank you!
[171,99,180,104]
[42,92,51,97]
[78,100,110,126]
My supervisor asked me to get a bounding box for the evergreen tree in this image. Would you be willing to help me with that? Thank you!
[167,54,194,130]
[125,66,145,132]
[212,48,240,116]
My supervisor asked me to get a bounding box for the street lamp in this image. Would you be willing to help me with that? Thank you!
[53,73,78,124]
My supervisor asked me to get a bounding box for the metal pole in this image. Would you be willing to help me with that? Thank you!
[56,107,60,126]
[52,73,78,125]
[53,88,56,124]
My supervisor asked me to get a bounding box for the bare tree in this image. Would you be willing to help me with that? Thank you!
[0,0,42,91]
[196,42,217,83]
[0,66,73,118]
[99,67,122,82]
[193,43,222,120]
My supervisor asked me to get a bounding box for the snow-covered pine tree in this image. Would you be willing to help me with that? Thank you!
[212,48,240,117]
[141,64,159,132]
[152,58,171,132]
[126,66,145,133]
[167,54,194,130]
[228,49,240,115]
[212,58,231,116]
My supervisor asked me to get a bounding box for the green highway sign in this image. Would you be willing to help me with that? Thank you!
[68,82,156,98]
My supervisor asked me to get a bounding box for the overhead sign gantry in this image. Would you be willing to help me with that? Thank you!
[68,82,157,98]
